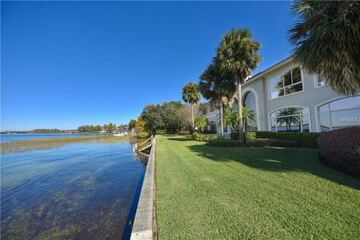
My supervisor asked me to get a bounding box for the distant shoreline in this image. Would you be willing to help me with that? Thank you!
[1,131,79,134]
[1,135,131,154]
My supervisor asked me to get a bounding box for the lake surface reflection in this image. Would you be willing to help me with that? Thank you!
[1,141,146,240]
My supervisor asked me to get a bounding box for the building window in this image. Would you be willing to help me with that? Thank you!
[318,96,360,132]
[243,92,257,131]
[269,67,303,99]
[315,75,326,87]
[270,107,310,132]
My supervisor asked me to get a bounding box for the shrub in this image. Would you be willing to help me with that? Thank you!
[231,131,256,141]
[205,134,218,141]
[178,131,190,135]
[230,131,239,140]
[244,131,257,140]
[192,132,208,142]
[236,131,320,148]
[207,139,244,147]
[246,138,297,148]
[317,127,360,178]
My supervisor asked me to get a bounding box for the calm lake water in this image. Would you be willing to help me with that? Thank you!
[0,133,103,143]
[1,141,146,240]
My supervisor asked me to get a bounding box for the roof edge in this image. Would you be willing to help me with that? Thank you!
[244,56,294,86]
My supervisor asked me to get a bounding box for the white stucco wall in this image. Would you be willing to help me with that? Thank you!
[202,58,358,133]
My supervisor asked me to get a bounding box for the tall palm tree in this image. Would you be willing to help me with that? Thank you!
[182,82,201,130]
[289,1,360,96]
[199,60,236,137]
[217,29,261,142]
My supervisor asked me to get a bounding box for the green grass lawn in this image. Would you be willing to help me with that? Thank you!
[155,135,360,240]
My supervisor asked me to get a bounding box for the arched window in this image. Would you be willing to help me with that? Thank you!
[243,92,257,131]
[318,96,360,132]
[270,107,310,132]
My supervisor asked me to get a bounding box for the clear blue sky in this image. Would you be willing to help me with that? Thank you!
[2,1,295,131]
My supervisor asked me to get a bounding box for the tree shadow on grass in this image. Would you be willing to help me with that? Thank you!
[166,137,192,142]
[187,144,360,191]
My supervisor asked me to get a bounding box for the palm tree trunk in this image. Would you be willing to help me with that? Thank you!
[220,103,224,138]
[237,82,244,142]
[191,104,194,131]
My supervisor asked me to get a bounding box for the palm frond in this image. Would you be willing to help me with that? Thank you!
[289,0,360,95]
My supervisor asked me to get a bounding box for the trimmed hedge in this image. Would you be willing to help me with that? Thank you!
[317,127,360,178]
[231,131,257,141]
[244,131,257,140]
[255,132,320,148]
[246,138,297,148]
[207,139,244,147]
[231,131,320,148]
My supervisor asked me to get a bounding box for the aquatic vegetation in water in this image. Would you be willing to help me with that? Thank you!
[1,135,131,154]
[1,141,146,240]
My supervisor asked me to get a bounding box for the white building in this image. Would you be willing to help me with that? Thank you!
[199,57,360,134]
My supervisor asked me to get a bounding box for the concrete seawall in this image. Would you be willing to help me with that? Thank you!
[130,136,156,240]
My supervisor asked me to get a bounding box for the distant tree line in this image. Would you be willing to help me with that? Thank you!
[77,123,128,134]
[32,129,63,133]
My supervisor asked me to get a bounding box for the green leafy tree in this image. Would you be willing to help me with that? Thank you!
[289,1,360,96]
[160,101,187,133]
[141,104,164,134]
[217,29,260,142]
[182,83,201,130]
[106,123,117,134]
[138,101,192,135]
[128,119,137,131]
[78,124,104,133]
[117,124,127,132]
[194,116,207,133]
[136,116,148,138]
[94,125,102,132]
[199,59,236,138]
[77,125,87,132]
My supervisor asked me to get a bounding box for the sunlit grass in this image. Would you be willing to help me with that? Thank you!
[156,135,360,240]
[1,135,131,154]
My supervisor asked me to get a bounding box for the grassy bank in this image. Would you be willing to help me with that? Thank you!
[1,135,131,154]
[156,135,360,239]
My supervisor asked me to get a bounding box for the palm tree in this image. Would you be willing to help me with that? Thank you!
[224,107,255,132]
[199,60,236,138]
[194,116,208,133]
[223,107,236,131]
[289,1,360,96]
[217,29,261,142]
[242,107,255,131]
[182,82,201,131]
